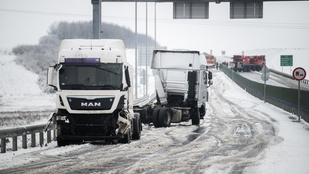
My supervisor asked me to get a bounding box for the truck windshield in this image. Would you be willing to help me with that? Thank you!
[59,63,123,90]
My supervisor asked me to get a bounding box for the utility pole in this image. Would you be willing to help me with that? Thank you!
[135,2,138,98]
[92,0,101,39]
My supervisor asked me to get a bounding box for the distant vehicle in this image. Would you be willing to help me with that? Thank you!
[203,53,216,64]
[231,55,265,72]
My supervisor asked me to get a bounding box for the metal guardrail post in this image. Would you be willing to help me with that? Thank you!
[40,132,44,146]
[31,133,36,147]
[54,129,56,141]
[13,136,17,151]
[47,130,51,143]
[1,138,6,153]
[22,134,27,149]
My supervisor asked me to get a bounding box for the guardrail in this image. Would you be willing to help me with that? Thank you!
[270,68,309,85]
[0,124,55,153]
[0,95,156,153]
[221,64,309,123]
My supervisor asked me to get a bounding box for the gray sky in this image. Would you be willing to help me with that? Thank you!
[0,0,309,55]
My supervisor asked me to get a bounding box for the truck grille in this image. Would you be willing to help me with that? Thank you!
[67,97,114,110]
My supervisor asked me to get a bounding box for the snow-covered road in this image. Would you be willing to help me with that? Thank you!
[1,71,309,174]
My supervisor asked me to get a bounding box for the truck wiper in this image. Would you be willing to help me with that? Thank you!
[95,84,117,90]
[66,84,88,90]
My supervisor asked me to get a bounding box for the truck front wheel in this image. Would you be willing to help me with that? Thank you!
[152,108,161,128]
[120,129,131,144]
[57,137,70,147]
[132,113,141,140]
[199,105,206,119]
[159,108,172,127]
[191,108,200,126]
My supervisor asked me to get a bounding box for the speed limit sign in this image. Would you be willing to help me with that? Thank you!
[293,67,306,81]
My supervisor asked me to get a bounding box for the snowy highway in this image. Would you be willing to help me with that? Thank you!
[2,70,308,174]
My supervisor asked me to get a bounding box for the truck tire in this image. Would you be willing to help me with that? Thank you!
[158,108,172,127]
[132,113,141,140]
[199,104,206,119]
[152,108,161,128]
[191,108,200,126]
[120,129,131,144]
[57,137,70,147]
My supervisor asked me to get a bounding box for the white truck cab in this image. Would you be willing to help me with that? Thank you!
[47,39,141,146]
[148,50,212,127]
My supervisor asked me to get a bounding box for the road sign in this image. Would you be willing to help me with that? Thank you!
[280,55,293,66]
[261,66,270,81]
[173,2,209,19]
[230,1,263,19]
[293,67,306,81]
[293,67,306,121]
[261,73,269,81]
[230,62,235,68]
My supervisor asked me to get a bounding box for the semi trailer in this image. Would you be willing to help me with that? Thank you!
[47,39,141,146]
[135,50,212,127]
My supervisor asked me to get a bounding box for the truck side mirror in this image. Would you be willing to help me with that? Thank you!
[208,71,213,86]
[208,71,212,80]
[47,66,57,90]
[125,67,131,87]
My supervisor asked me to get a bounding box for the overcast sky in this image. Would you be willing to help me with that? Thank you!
[0,0,309,55]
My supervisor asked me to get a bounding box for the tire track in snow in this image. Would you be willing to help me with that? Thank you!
[191,71,280,174]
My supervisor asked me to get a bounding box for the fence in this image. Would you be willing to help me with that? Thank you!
[0,124,55,153]
[221,64,309,123]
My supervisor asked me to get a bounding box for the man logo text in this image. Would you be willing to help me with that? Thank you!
[81,102,101,107]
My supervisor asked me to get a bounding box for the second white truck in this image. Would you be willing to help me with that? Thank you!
[135,50,212,127]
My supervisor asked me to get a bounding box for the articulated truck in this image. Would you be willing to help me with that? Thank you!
[135,50,212,127]
[47,39,141,146]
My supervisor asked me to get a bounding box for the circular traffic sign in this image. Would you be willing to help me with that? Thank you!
[230,62,235,68]
[293,67,306,81]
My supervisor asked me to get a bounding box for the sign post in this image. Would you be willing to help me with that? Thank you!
[230,63,235,80]
[292,67,306,122]
[261,62,269,103]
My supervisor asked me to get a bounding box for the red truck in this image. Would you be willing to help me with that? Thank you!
[231,55,265,72]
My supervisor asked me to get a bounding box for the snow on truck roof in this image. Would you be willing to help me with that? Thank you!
[58,39,127,63]
[60,39,125,52]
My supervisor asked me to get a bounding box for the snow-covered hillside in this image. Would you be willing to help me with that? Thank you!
[0,54,54,112]
[0,54,55,128]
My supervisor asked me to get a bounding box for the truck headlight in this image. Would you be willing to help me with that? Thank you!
[56,116,67,121]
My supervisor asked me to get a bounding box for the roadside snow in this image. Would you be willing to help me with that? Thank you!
[214,71,309,174]
[238,71,288,88]
[0,54,54,112]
